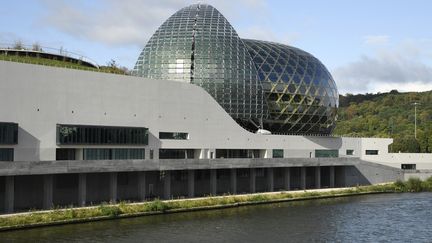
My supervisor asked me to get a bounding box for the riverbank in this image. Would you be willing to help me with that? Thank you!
[0,178,430,232]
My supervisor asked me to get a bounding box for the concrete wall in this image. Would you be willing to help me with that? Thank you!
[365,153,432,170]
[0,61,394,162]
[1,157,411,214]
[404,170,432,181]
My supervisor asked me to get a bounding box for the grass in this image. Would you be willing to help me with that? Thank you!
[0,54,128,74]
[1,178,431,230]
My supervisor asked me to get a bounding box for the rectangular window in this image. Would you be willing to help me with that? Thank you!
[365,150,379,155]
[57,124,148,145]
[83,148,145,160]
[346,149,354,156]
[56,149,76,160]
[215,149,260,158]
[315,150,339,158]
[159,149,195,159]
[159,132,189,140]
[0,148,14,161]
[272,149,284,158]
[401,164,416,170]
[0,122,18,145]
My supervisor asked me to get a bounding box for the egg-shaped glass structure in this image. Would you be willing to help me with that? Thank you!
[243,39,338,134]
[133,4,268,130]
[133,3,338,135]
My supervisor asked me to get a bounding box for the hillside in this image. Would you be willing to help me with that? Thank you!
[334,90,432,153]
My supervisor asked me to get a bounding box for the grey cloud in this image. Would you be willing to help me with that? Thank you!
[333,48,432,94]
[38,0,268,47]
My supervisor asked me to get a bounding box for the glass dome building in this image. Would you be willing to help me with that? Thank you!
[244,39,338,134]
[133,3,338,135]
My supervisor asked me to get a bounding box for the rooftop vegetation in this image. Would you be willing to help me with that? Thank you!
[0,48,129,75]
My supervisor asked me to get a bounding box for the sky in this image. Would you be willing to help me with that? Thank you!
[1,0,432,94]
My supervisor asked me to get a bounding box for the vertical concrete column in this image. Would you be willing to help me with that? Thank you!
[163,171,171,200]
[5,176,14,213]
[109,172,118,203]
[230,169,237,194]
[315,167,321,189]
[267,168,274,192]
[329,166,335,188]
[153,149,159,159]
[138,171,146,201]
[210,169,217,195]
[43,175,53,209]
[208,149,216,159]
[144,149,149,160]
[284,167,291,191]
[188,170,195,198]
[250,168,256,193]
[265,149,273,158]
[300,167,306,190]
[78,173,87,207]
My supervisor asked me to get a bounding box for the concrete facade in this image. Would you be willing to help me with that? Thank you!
[0,61,393,163]
[0,159,404,213]
[0,61,430,214]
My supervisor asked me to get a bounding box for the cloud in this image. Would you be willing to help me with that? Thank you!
[37,0,268,47]
[333,44,432,94]
[38,0,186,46]
[240,25,299,45]
[363,35,389,45]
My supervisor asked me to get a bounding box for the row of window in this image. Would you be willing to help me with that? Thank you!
[83,148,145,160]
[57,124,148,145]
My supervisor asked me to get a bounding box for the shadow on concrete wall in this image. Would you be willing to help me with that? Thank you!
[305,136,343,150]
[16,127,40,161]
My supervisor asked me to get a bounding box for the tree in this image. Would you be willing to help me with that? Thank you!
[107,59,117,68]
[32,42,42,52]
[390,136,420,153]
[13,40,24,50]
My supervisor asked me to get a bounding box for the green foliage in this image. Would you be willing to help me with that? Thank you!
[405,177,423,192]
[393,180,406,192]
[146,199,170,212]
[335,90,432,153]
[98,204,121,217]
[0,54,129,75]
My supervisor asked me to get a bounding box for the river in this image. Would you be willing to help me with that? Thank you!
[2,193,432,242]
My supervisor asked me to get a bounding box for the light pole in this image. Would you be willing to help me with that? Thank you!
[412,102,420,139]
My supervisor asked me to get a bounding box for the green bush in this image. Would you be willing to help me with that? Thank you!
[406,177,423,192]
[147,200,170,212]
[393,180,407,192]
[98,204,121,217]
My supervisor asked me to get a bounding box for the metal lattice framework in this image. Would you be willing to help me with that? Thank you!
[243,39,338,134]
[133,4,268,128]
[133,3,338,135]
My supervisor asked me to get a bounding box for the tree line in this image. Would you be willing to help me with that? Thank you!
[334,90,432,153]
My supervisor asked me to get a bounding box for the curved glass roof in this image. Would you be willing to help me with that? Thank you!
[133,4,268,128]
[133,3,338,135]
[243,39,338,134]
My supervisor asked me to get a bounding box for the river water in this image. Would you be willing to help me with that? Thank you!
[2,193,432,243]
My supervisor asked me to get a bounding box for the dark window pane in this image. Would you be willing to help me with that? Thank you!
[0,122,18,145]
[0,148,14,161]
[57,124,148,145]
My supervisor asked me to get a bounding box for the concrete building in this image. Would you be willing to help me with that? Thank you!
[0,3,431,214]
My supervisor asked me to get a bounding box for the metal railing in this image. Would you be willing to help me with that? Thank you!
[0,43,100,68]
